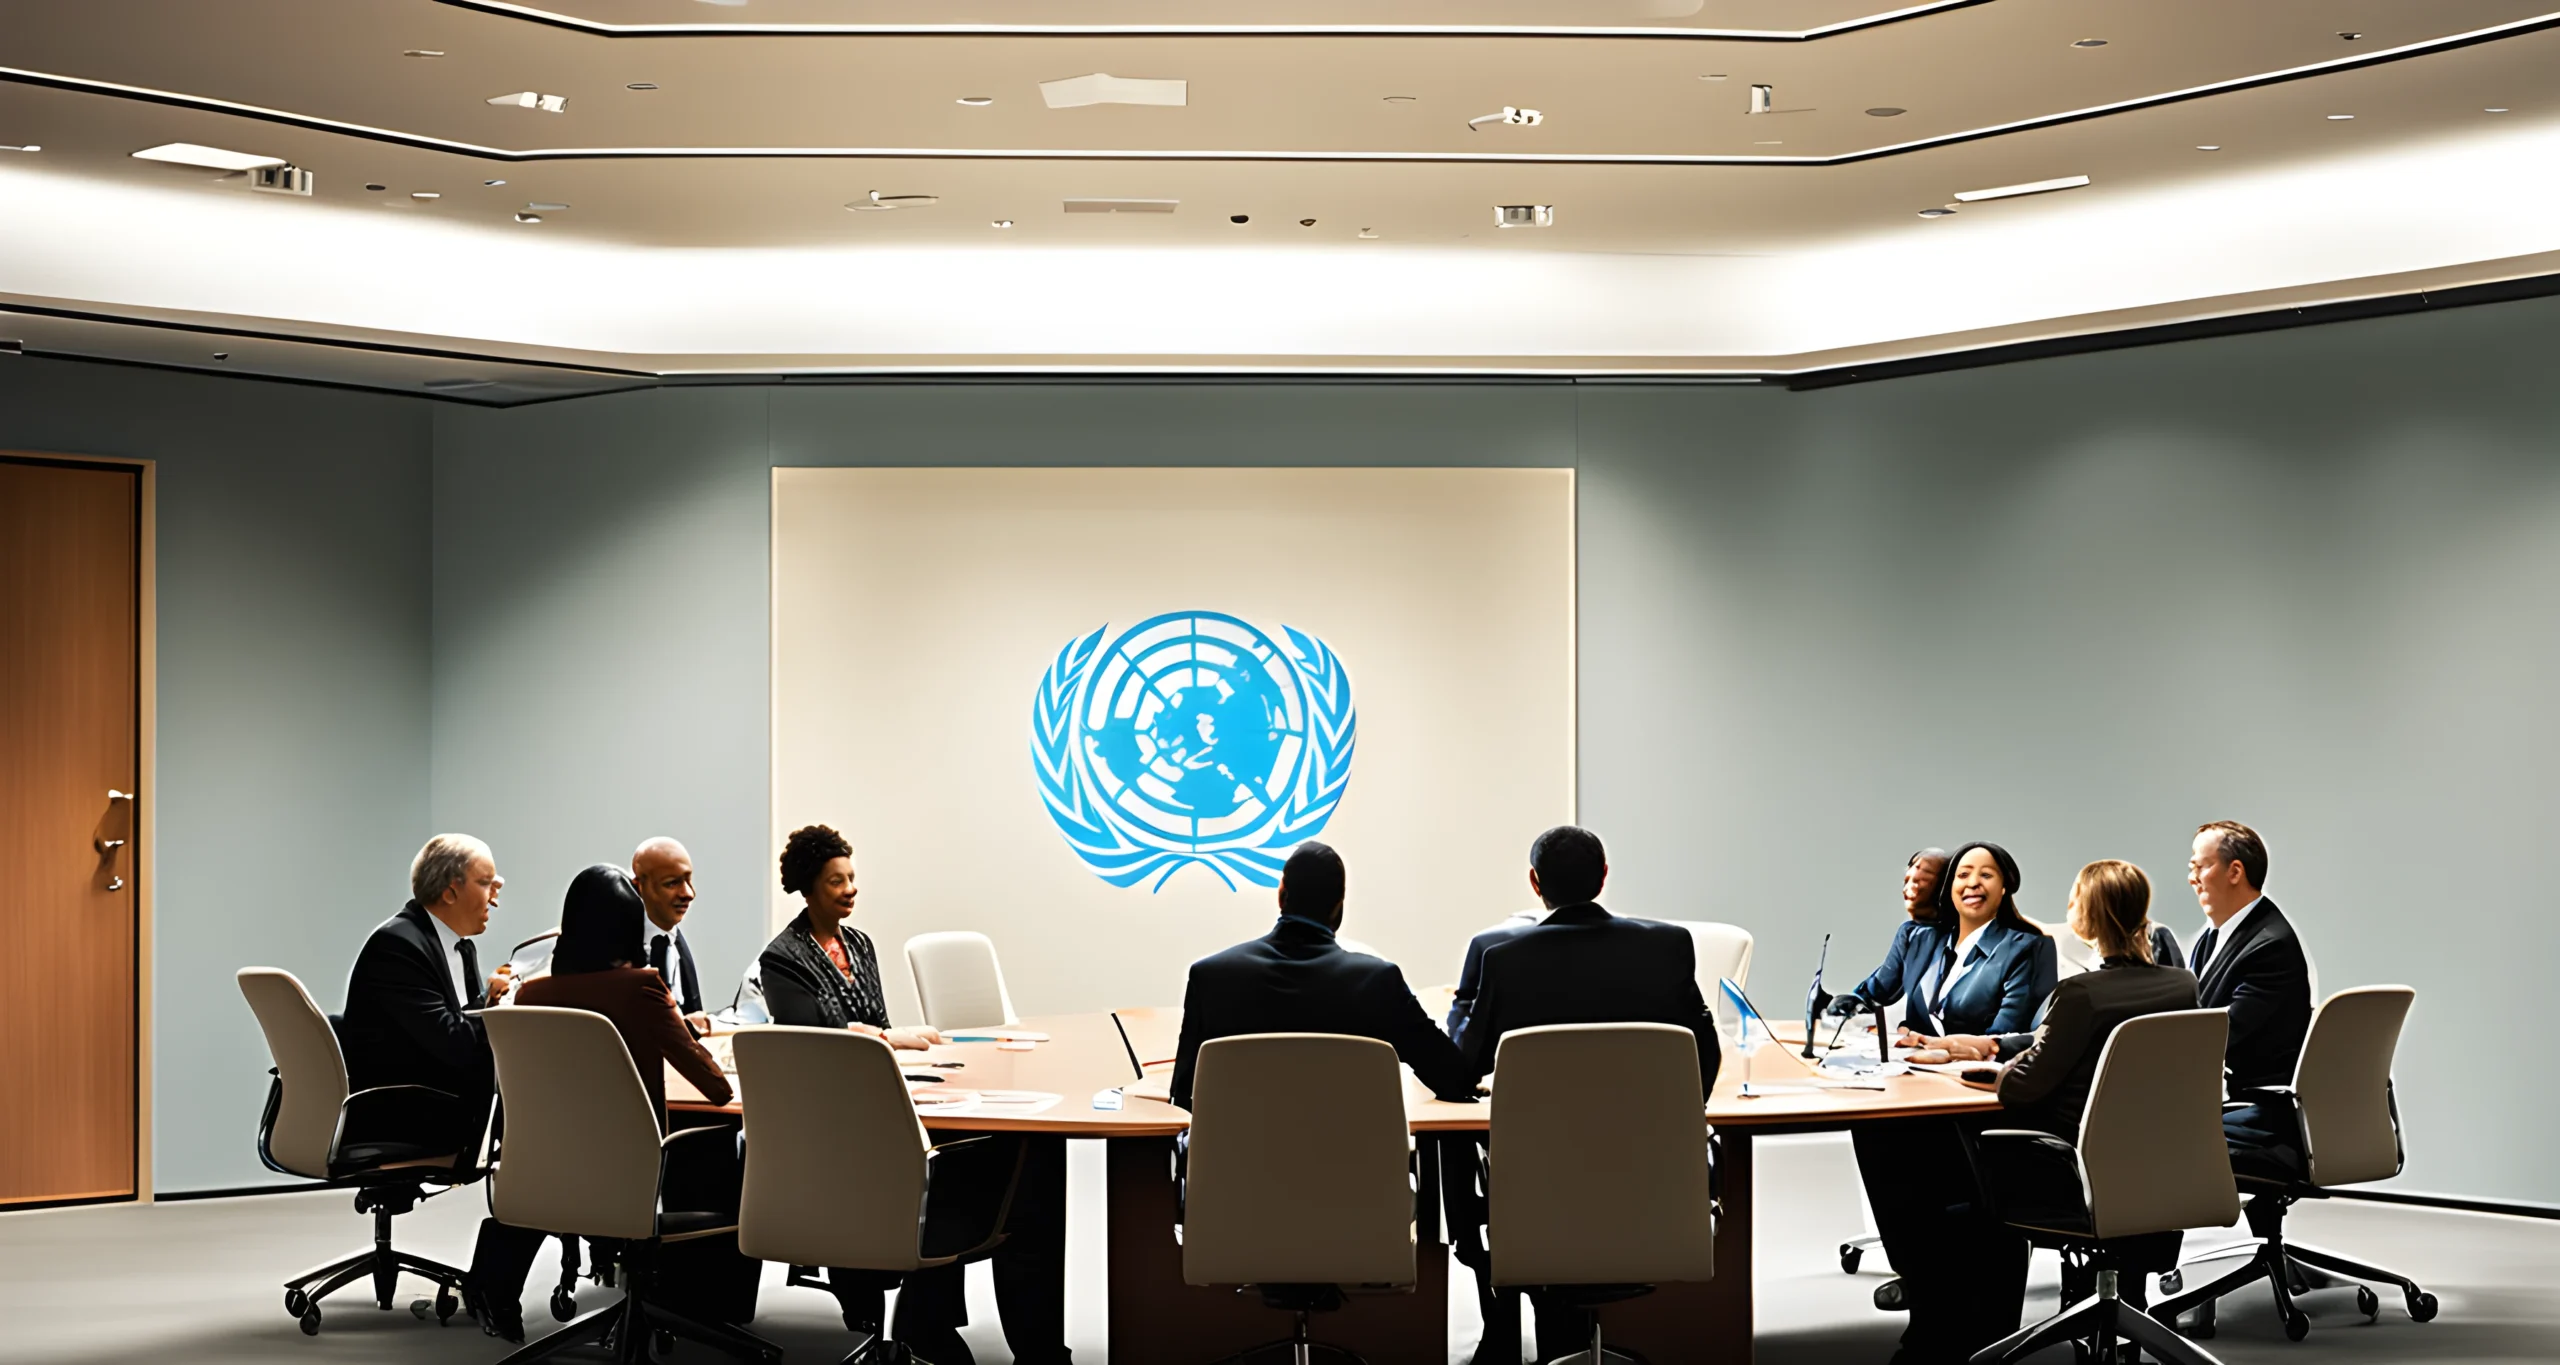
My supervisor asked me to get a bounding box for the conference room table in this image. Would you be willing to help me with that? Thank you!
[670,1002,1999,1365]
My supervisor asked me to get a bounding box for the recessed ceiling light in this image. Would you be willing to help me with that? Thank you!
[1,144,37,153]
[484,178,507,186]
[365,182,387,192]
[1230,214,1249,224]
[626,82,659,91]
[2337,31,2363,40]
[1040,74,1187,110]
[524,201,568,211]
[1865,107,1906,117]
[2195,144,2222,151]
[487,91,569,113]
[2485,107,2511,114]
[1952,173,2091,203]
[1493,204,1554,229]
[514,212,542,224]
[990,219,1013,228]
[210,352,229,361]
[1918,208,1957,218]
[1700,74,1729,82]
[1382,95,1418,103]
[131,142,285,172]
[1753,140,1783,146]
[847,191,938,212]
[1467,107,1542,130]
[1357,228,1379,239]
[411,191,441,200]
[402,50,444,59]
[2071,38,2108,48]
[957,96,994,106]
[695,0,746,6]
[2327,113,2355,120]
[1299,217,1317,227]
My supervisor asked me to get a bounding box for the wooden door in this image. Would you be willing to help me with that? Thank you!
[0,456,140,1205]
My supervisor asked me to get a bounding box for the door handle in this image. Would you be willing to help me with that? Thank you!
[96,838,126,854]
[107,877,125,891]
[108,789,135,802]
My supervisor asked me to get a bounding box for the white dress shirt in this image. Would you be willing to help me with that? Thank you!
[2199,895,2264,974]
[427,911,472,1007]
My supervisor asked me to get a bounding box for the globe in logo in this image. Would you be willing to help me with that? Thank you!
[1033,611,1356,891]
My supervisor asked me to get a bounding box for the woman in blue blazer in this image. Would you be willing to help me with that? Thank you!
[1849,841,2058,1364]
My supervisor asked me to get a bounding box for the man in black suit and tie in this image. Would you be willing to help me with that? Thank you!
[2185,820,2315,1178]
[1446,826,1721,1365]
[632,836,709,1032]
[1169,841,1479,1110]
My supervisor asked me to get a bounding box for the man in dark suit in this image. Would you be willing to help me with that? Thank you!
[2185,820,2315,1178]
[631,836,709,1031]
[340,833,513,1102]
[1170,841,1479,1110]
[1447,826,1721,1365]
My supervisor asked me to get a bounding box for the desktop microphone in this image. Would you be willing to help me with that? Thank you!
[1802,933,1833,1059]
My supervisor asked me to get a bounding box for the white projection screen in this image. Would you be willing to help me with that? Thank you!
[772,467,1575,1023]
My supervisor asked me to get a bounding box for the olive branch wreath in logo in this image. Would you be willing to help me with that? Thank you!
[1031,615,1356,892]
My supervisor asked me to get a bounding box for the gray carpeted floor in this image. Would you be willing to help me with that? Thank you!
[2,1135,2548,1365]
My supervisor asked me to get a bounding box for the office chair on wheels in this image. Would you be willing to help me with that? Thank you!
[1180,1033,1419,1365]
[1491,1022,1717,1365]
[733,1026,1024,1364]
[236,968,483,1335]
[482,1007,781,1365]
[2153,987,2434,1341]
[1970,1009,2241,1365]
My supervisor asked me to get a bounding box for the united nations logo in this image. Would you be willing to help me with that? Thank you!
[1032,611,1356,891]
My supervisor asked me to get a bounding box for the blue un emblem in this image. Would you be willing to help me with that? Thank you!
[1033,611,1356,891]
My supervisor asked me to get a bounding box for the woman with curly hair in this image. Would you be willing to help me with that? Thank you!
[756,823,941,1049]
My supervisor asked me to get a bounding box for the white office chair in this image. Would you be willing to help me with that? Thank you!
[1184,1033,1416,1364]
[1661,920,1753,993]
[1972,1009,2241,1365]
[733,1026,1018,1362]
[483,1007,780,1365]
[903,931,1019,1031]
[1491,1022,1715,1365]
[237,967,481,1334]
[2155,986,2435,1339]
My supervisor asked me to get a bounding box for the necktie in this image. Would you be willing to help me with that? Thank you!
[2192,926,2218,974]
[650,933,672,979]
[457,935,481,1008]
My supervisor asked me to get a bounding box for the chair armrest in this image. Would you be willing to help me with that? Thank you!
[660,1124,733,1152]
[336,1084,477,1175]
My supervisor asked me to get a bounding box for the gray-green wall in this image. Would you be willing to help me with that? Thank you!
[11,291,2559,1201]
[1,358,433,1194]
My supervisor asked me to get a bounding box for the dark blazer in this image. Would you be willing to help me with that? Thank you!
[340,900,491,1097]
[2191,899,2313,1092]
[646,924,705,1016]
[1451,903,1721,1088]
[1849,918,1942,1009]
[758,911,891,1032]
[1997,959,2201,1136]
[1444,909,1547,1036]
[1891,918,2058,1038]
[1172,917,1479,1111]
[517,967,732,1122]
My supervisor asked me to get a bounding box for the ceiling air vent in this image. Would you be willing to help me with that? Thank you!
[250,165,314,196]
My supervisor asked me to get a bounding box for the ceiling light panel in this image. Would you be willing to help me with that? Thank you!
[130,142,284,171]
[1952,174,2092,203]
[488,91,570,113]
[1040,74,1187,110]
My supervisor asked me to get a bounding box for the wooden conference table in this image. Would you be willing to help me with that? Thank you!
[671,1001,1997,1365]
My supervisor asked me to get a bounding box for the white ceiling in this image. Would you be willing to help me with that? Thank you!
[2,0,2558,391]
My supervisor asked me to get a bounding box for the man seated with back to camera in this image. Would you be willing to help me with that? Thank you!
[1168,840,1480,1111]
[1444,825,1721,1365]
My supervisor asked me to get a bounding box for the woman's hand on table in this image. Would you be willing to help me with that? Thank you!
[883,1027,945,1051]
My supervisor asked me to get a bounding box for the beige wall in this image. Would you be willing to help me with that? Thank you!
[772,467,1575,1023]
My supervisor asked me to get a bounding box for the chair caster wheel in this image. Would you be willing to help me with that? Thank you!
[2355,1286,2379,1321]
[411,1299,431,1320]
[2283,1311,2311,1342]
[436,1288,461,1324]
[283,1288,309,1318]
[2158,1270,2183,1295]
[1873,1278,1907,1311]
[550,1288,578,1322]
[652,1328,676,1357]
[299,1307,323,1336]
[1838,1243,1863,1274]
[2407,1290,2438,1322]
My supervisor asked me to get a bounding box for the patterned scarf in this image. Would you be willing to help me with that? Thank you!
[778,912,889,1030]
